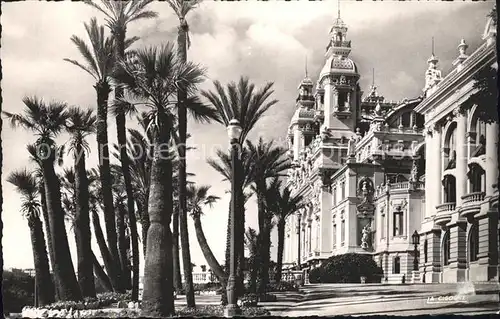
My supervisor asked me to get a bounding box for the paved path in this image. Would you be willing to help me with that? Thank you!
[260,283,500,316]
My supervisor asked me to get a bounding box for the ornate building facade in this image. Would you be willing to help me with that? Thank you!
[282,9,498,284]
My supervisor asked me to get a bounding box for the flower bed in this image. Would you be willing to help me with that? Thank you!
[175,305,270,317]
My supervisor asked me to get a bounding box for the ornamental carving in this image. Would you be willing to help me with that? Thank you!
[320,169,334,189]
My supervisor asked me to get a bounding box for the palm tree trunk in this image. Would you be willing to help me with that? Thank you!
[74,150,96,298]
[258,226,272,295]
[172,208,182,291]
[39,181,60,300]
[95,81,122,292]
[91,251,113,292]
[137,200,149,258]
[116,203,131,289]
[142,130,175,317]
[92,209,120,292]
[41,156,82,301]
[177,21,195,308]
[28,215,55,306]
[275,221,285,283]
[192,216,227,286]
[114,28,139,300]
[236,170,245,298]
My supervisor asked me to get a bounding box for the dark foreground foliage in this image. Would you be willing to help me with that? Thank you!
[309,253,384,283]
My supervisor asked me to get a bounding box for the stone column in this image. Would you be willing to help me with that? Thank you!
[443,221,467,282]
[323,80,333,128]
[425,126,442,217]
[455,113,467,205]
[293,128,301,161]
[320,177,333,254]
[485,122,498,196]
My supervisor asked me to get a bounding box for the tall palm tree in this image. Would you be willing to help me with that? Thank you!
[65,107,97,298]
[109,163,132,289]
[244,227,259,294]
[84,0,159,300]
[26,144,60,300]
[268,184,305,283]
[112,44,212,316]
[246,138,291,294]
[3,97,82,301]
[7,169,55,306]
[88,168,118,292]
[186,184,226,285]
[165,0,202,307]
[201,77,278,299]
[64,17,123,292]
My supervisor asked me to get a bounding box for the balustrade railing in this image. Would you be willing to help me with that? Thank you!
[436,202,456,214]
[461,192,485,204]
[181,272,219,284]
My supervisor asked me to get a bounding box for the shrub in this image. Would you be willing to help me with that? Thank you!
[310,253,384,283]
[175,305,270,317]
[266,281,299,292]
[239,293,258,307]
[192,282,222,292]
[2,269,35,314]
[41,291,132,311]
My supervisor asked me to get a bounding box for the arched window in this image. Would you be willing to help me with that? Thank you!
[393,256,401,274]
[424,239,428,263]
[442,175,457,203]
[467,163,485,193]
[469,223,479,262]
[444,123,457,170]
[401,112,411,127]
[415,113,425,128]
[443,230,451,266]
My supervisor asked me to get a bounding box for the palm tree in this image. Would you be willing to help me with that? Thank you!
[7,169,55,306]
[244,227,259,294]
[88,169,117,292]
[109,163,132,289]
[3,97,82,301]
[246,138,291,294]
[186,184,226,285]
[269,184,305,283]
[84,0,159,300]
[64,17,123,292]
[65,107,97,298]
[165,0,202,307]
[26,144,60,300]
[201,76,278,299]
[112,44,211,316]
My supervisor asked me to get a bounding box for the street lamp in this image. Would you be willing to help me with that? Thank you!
[225,119,242,318]
[411,230,420,271]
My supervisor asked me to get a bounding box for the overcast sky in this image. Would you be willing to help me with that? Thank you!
[1,0,494,272]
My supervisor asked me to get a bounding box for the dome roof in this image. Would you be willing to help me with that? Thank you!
[320,55,358,77]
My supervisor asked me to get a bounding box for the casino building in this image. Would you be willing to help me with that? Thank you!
[282,7,498,284]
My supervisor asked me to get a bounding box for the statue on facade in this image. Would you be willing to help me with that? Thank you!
[340,75,346,84]
[409,159,419,182]
[361,224,371,249]
[347,136,356,156]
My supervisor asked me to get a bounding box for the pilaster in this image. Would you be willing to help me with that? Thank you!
[443,220,467,282]
[455,112,467,205]
[320,185,333,253]
[323,80,333,129]
[485,122,498,196]
[425,126,442,218]
[422,228,442,283]
[470,209,499,281]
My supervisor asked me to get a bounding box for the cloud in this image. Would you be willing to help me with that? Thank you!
[1,1,495,270]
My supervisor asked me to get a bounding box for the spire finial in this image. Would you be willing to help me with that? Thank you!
[338,0,341,19]
[431,36,435,55]
[305,55,308,77]
[372,68,375,87]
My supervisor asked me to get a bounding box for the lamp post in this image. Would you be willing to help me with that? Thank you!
[296,213,301,271]
[411,230,420,271]
[224,119,242,317]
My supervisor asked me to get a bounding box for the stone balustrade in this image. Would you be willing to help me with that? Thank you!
[181,271,219,284]
[436,202,457,214]
[461,192,486,205]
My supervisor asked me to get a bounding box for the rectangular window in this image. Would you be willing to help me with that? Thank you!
[341,182,346,200]
[332,188,337,206]
[393,212,403,236]
[333,223,337,247]
[381,214,385,239]
[341,218,345,245]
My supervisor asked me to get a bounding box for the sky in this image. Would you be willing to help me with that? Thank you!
[1,0,494,273]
